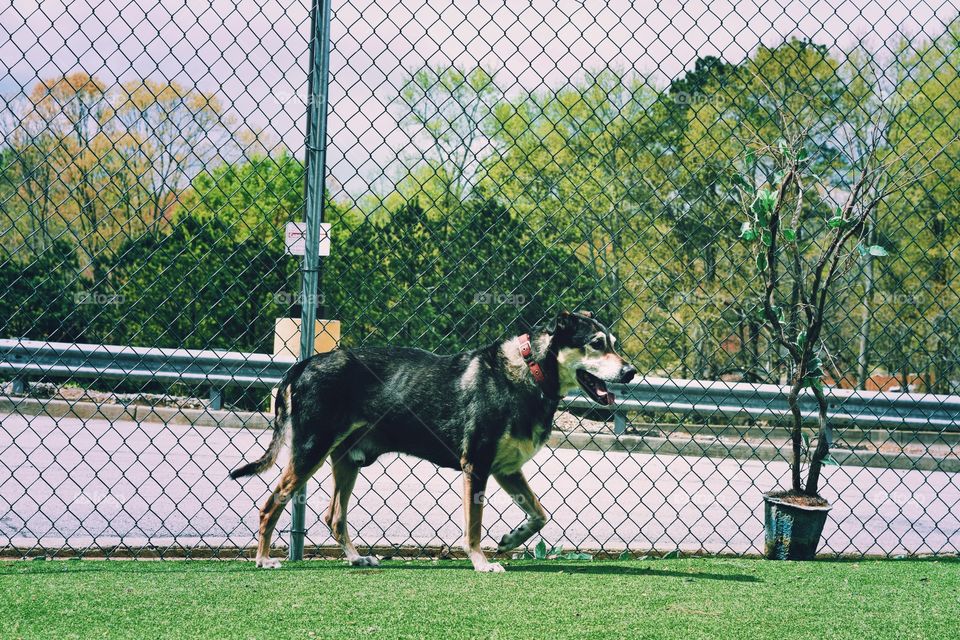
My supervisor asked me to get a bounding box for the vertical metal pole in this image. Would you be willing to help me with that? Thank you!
[289,0,333,562]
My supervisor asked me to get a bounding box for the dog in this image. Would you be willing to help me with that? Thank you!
[230,310,635,572]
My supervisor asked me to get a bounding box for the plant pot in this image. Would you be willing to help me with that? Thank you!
[763,494,831,560]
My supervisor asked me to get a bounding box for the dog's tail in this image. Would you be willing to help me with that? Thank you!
[229,379,291,480]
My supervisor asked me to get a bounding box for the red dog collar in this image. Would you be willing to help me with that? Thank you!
[517,334,545,384]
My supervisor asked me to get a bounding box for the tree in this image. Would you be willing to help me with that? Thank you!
[1,74,237,286]
[182,152,305,245]
[0,237,89,342]
[104,214,287,351]
[483,68,672,362]
[395,66,501,213]
[736,126,939,496]
[323,197,600,351]
[4,73,114,278]
[884,22,960,392]
[112,79,235,233]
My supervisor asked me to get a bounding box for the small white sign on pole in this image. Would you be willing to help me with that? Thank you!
[285,221,331,256]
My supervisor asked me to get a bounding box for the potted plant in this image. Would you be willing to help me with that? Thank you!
[733,132,934,560]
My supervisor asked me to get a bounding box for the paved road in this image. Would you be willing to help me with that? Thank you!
[1,412,957,556]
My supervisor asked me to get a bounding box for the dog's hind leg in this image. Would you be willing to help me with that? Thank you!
[494,471,547,553]
[324,457,379,567]
[255,461,304,568]
[255,438,329,569]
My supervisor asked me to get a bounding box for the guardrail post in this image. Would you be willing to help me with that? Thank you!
[11,376,27,395]
[208,387,223,411]
[614,411,627,436]
[289,0,333,563]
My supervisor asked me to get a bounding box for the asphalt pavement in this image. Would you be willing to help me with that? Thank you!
[1,411,957,556]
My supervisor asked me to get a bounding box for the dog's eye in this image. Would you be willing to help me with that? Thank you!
[589,337,605,350]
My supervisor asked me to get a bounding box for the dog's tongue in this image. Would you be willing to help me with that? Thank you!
[599,387,615,405]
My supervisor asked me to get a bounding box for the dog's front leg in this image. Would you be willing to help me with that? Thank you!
[461,461,503,573]
[494,471,547,552]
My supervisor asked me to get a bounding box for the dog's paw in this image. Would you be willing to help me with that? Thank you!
[256,557,282,569]
[349,555,380,567]
[474,561,506,573]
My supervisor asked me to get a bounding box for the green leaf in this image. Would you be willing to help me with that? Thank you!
[778,140,789,156]
[808,356,823,374]
[801,432,810,450]
[732,174,755,193]
[756,209,769,228]
[797,148,809,163]
[782,228,797,242]
[548,545,564,558]
[856,243,869,256]
[740,221,757,241]
[562,552,594,561]
[752,194,771,225]
[746,149,755,166]
[618,550,633,561]
[827,216,844,228]
[761,229,772,247]
[822,454,840,466]
[534,539,547,560]
[756,252,767,272]
[662,550,681,560]
[796,330,807,349]
[753,188,776,218]
[867,245,889,257]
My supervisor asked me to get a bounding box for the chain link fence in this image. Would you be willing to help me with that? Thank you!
[1,0,959,559]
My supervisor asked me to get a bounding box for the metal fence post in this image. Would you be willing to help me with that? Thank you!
[289,0,334,563]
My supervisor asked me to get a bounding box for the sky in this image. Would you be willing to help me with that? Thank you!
[1,0,956,196]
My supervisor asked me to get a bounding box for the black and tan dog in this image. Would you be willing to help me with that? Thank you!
[231,310,635,572]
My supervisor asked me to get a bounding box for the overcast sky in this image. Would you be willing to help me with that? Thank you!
[2,0,955,196]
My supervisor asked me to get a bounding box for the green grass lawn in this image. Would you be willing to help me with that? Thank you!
[2,557,957,639]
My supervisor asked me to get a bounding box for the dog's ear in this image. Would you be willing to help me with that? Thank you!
[550,310,573,333]
[577,310,593,318]
[544,311,570,334]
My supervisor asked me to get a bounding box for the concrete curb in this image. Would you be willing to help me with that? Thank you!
[549,431,960,473]
[0,396,271,430]
[4,396,958,473]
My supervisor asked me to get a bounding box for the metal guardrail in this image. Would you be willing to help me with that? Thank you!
[4,339,960,432]
[564,379,960,434]
[0,339,295,409]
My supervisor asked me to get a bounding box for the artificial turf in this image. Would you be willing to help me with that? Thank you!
[2,557,957,639]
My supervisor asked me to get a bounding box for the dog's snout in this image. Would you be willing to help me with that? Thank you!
[619,365,636,383]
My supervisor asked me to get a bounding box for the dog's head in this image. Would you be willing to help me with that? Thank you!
[546,310,636,405]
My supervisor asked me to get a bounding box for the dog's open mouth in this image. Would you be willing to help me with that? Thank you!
[576,369,615,405]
